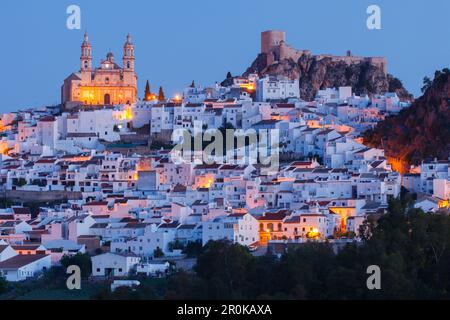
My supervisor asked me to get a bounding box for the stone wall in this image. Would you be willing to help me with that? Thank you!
[3,190,83,202]
[261,30,387,75]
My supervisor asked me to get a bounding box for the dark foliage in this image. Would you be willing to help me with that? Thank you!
[60,253,92,278]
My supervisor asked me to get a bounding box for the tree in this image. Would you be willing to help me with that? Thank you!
[184,240,203,257]
[226,71,232,79]
[158,86,165,102]
[166,271,208,299]
[60,253,92,278]
[168,240,185,252]
[13,178,27,187]
[388,77,403,92]
[195,240,254,298]
[0,275,8,295]
[144,80,152,101]
[421,76,432,93]
[153,247,164,258]
[190,80,195,88]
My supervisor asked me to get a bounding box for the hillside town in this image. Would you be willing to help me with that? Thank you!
[0,31,448,285]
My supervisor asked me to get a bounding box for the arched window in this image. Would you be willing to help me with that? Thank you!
[259,223,264,231]
[278,223,282,231]
[105,77,109,84]
[127,61,131,69]
[267,223,274,232]
[84,61,88,69]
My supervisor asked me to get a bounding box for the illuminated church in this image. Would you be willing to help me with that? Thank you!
[61,33,137,109]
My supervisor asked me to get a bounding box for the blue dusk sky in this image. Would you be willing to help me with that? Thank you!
[0,0,448,112]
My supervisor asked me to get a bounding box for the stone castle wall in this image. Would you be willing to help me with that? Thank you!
[261,30,387,75]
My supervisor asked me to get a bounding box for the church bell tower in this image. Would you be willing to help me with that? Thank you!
[80,32,92,72]
[123,33,135,71]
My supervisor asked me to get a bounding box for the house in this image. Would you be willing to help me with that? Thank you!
[67,214,96,241]
[11,207,32,221]
[91,252,141,277]
[346,216,366,236]
[111,223,177,257]
[0,254,51,282]
[256,75,300,102]
[12,244,48,255]
[136,261,170,276]
[176,224,202,244]
[414,196,446,213]
[42,239,86,265]
[0,245,18,262]
[202,212,259,246]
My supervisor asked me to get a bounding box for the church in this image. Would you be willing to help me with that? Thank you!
[61,33,138,110]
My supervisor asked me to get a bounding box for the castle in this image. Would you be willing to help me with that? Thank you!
[61,33,138,110]
[261,30,387,75]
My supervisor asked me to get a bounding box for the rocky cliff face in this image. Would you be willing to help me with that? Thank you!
[241,53,412,101]
[363,69,450,171]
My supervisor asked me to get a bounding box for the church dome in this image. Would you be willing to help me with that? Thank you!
[106,52,115,62]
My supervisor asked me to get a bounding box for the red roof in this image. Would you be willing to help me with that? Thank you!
[84,201,108,206]
[257,212,287,221]
[35,158,56,164]
[228,212,246,218]
[172,184,187,193]
[12,207,31,215]
[0,254,49,269]
[39,116,56,122]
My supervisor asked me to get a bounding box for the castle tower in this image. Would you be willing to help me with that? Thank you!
[261,30,285,65]
[123,33,135,71]
[80,32,92,72]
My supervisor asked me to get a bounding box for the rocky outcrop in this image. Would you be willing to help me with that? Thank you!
[363,69,450,171]
[241,52,412,101]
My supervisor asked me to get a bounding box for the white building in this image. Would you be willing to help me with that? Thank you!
[0,254,51,282]
[91,252,141,277]
[136,261,170,276]
[256,76,300,102]
[202,213,259,246]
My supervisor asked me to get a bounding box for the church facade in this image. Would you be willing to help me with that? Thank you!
[61,33,138,109]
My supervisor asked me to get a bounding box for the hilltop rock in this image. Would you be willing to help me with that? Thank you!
[241,53,413,101]
[363,68,450,171]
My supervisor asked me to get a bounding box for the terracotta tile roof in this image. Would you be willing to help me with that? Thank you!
[84,201,108,206]
[172,184,187,193]
[12,207,31,215]
[11,244,42,251]
[0,254,49,269]
[39,116,56,122]
[257,212,287,221]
